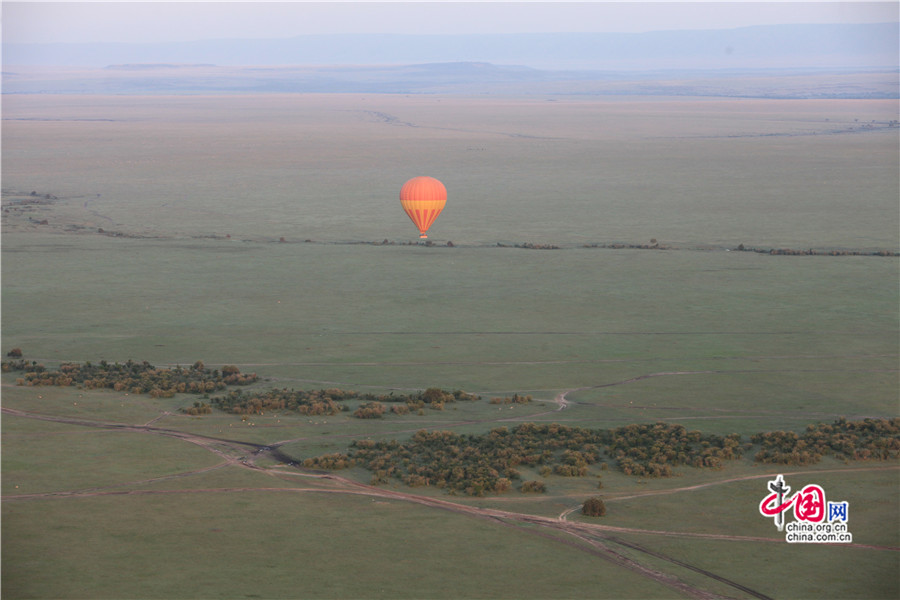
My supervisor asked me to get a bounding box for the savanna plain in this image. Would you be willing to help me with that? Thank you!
[2,93,899,599]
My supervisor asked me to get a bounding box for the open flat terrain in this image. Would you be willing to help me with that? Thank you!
[2,93,898,599]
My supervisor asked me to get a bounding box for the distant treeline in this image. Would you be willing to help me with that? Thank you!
[497,242,561,250]
[303,418,900,496]
[584,242,897,256]
[583,241,670,250]
[0,352,524,419]
[733,243,898,257]
[2,357,257,397]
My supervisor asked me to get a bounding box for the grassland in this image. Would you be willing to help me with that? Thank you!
[2,93,898,599]
[3,94,898,248]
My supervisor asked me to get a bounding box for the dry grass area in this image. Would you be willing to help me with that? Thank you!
[3,94,898,248]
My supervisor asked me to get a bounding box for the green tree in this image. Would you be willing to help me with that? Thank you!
[582,497,606,517]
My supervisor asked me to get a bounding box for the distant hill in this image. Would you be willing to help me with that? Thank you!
[3,23,898,70]
[3,61,897,98]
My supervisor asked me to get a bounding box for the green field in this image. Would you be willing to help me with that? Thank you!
[2,94,898,599]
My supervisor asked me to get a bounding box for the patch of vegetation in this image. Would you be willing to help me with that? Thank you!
[209,386,479,417]
[751,417,900,464]
[306,418,899,496]
[584,239,670,250]
[302,453,355,470]
[182,401,212,416]
[489,393,532,405]
[349,428,524,495]
[211,387,350,416]
[496,242,560,250]
[582,497,607,517]
[1,358,257,397]
[520,480,546,493]
[733,243,898,256]
[607,422,743,477]
[353,401,386,419]
[1,354,480,420]
[333,422,739,496]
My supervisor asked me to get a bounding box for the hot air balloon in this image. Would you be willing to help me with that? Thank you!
[400,176,446,239]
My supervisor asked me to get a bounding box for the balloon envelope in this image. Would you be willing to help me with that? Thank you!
[400,176,446,239]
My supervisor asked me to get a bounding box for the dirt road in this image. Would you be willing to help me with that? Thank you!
[5,404,897,599]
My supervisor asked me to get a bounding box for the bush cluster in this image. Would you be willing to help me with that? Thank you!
[309,419,898,496]
[489,394,532,405]
[735,243,898,257]
[752,417,900,465]
[2,359,257,397]
[211,388,348,416]
[209,386,479,417]
[339,422,742,496]
[350,430,522,496]
[406,388,480,411]
[303,453,355,470]
[607,422,742,477]
[182,401,212,416]
[353,401,385,419]
[584,242,669,250]
[520,480,546,493]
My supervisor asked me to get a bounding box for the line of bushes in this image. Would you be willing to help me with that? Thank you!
[2,358,257,397]
[734,243,898,256]
[209,386,481,417]
[305,418,899,497]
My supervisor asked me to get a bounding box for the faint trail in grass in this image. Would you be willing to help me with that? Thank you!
[600,534,775,600]
[494,518,726,599]
[0,407,265,458]
[143,412,174,426]
[353,109,560,140]
[599,465,900,503]
[559,366,897,400]
[3,462,232,502]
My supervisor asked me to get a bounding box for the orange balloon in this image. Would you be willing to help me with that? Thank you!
[400,176,446,239]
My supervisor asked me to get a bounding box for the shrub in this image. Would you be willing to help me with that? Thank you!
[182,401,212,416]
[353,401,385,419]
[582,497,606,517]
[520,480,546,493]
[303,453,355,470]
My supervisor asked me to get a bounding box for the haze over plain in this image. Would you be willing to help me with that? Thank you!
[3,1,899,69]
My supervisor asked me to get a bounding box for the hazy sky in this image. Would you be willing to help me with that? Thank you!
[3,1,898,44]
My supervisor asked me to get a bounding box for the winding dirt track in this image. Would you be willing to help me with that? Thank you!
[4,405,898,599]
